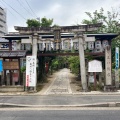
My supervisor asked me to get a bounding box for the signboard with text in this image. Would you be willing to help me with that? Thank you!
[3,61,19,70]
[88,60,102,72]
[26,56,36,87]
[0,43,9,49]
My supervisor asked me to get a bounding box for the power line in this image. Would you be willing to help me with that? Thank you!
[25,0,38,18]
[2,0,26,20]
[16,0,36,18]
[0,0,24,25]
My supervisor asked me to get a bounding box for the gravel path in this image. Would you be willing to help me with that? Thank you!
[44,69,72,95]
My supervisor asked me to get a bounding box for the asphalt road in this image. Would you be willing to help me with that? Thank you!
[0,108,120,120]
[0,95,120,106]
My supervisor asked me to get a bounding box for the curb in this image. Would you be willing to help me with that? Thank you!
[0,102,120,108]
[1,92,120,96]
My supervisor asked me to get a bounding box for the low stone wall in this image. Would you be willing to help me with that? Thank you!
[0,86,24,92]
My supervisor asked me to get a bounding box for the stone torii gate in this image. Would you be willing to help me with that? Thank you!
[14,23,102,91]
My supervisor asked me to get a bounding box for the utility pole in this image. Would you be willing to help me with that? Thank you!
[78,35,87,91]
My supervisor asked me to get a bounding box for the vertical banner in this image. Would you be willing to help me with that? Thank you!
[115,47,119,88]
[115,47,119,69]
[0,60,3,72]
[26,56,36,87]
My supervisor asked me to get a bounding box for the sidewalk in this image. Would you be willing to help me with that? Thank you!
[0,93,120,108]
[0,68,120,96]
[35,68,120,96]
[0,68,120,108]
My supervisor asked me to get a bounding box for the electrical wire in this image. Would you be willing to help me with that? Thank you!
[2,0,26,20]
[0,0,24,25]
[16,0,36,18]
[25,0,38,18]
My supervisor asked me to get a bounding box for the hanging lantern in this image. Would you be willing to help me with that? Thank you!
[88,42,94,50]
[95,40,101,49]
[21,44,25,50]
[38,43,43,51]
[25,43,31,50]
[102,40,109,49]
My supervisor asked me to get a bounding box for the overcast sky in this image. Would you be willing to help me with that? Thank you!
[0,0,120,32]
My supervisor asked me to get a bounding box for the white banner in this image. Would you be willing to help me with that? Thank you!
[26,56,36,87]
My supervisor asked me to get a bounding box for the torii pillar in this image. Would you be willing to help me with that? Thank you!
[78,35,87,91]
[32,33,38,91]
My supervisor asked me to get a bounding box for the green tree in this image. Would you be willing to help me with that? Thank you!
[82,7,120,33]
[68,56,80,75]
[26,19,40,27]
[51,56,67,70]
[40,17,53,27]
[82,7,120,68]
[26,17,53,27]
[52,59,59,70]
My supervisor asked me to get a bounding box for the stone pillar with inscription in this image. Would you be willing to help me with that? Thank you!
[105,46,112,85]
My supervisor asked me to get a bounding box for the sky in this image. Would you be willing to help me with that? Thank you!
[0,0,120,32]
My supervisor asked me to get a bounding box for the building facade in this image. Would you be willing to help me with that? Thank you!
[0,7,7,37]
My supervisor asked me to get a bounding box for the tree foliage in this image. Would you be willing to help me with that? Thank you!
[40,17,53,27]
[51,57,67,70]
[26,19,40,27]
[82,7,120,68]
[68,56,80,75]
[82,7,120,33]
[26,17,53,27]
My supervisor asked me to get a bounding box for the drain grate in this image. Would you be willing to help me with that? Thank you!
[51,89,68,92]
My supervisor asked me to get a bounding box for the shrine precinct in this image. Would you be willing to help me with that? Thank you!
[0,23,119,92]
